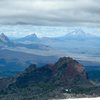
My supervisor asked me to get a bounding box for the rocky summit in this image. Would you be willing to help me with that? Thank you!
[11,57,92,88]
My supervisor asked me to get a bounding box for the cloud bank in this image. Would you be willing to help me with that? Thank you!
[0,0,100,27]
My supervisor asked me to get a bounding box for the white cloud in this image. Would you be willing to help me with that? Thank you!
[0,0,100,27]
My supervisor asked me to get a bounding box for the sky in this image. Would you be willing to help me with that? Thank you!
[0,0,100,27]
[0,0,100,37]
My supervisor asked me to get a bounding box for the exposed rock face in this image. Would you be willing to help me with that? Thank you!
[48,57,90,87]
[13,57,91,88]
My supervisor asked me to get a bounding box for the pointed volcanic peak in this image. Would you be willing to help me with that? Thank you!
[63,29,96,40]
[67,29,87,36]
[13,57,92,88]
[18,33,39,42]
[24,33,38,39]
[51,57,91,86]
[0,33,10,44]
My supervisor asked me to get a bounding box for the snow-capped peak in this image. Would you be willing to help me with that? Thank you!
[65,29,95,38]
[67,29,89,36]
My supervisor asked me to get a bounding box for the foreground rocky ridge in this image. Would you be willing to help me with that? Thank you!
[0,57,99,100]
[11,57,92,88]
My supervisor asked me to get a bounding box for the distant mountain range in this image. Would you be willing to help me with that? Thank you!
[13,29,100,43]
[1,29,100,43]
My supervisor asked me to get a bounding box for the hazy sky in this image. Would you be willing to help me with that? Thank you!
[0,25,100,38]
[0,0,100,27]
